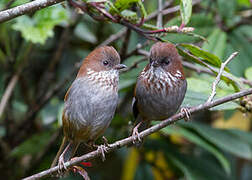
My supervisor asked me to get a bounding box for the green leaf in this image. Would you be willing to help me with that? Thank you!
[114,0,139,12]
[165,152,230,180]
[217,0,237,27]
[145,140,230,180]
[121,10,138,22]
[245,67,252,81]
[181,122,252,159]
[239,25,252,39]
[202,28,227,60]
[179,43,222,68]
[227,129,252,146]
[237,0,251,6]
[161,125,231,174]
[228,28,252,76]
[164,13,214,44]
[134,162,154,180]
[180,0,192,25]
[12,5,69,44]
[182,90,208,107]
[11,131,53,158]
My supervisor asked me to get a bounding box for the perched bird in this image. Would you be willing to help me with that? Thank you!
[132,42,187,144]
[51,46,126,172]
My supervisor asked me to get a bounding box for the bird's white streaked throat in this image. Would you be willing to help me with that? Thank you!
[86,68,119,91]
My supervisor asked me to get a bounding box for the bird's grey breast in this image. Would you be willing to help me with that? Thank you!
[64,69,119,140]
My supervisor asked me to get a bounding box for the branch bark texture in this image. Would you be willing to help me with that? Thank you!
[0,0,64,23]
[23,88,252,180]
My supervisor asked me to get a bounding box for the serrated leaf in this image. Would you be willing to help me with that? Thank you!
[12,6,69,44]
[161,125,231,174]
[180,0,192,25]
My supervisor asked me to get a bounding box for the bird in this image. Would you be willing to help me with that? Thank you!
[51,46,127,173]
[132,42,187,144]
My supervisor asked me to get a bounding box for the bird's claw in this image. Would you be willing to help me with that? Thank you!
[132,125,142,144]
[58,154,67,175]
[181,107,191,121]
[102,136,111,148]
[97,144,107,162]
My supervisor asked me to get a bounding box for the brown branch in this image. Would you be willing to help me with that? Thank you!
[98,28,128,47]
[120,28,131,61]
[0,0,65,23]
[0,71,20,118]
[23,88,252,180]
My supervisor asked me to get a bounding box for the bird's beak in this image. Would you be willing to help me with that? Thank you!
[151,61,159,67]
[114,64,127,70]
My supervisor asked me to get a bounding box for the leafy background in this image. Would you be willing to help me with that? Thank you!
[0,0,252,179]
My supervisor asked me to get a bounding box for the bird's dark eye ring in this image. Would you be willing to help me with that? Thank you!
[164,60,170,65]
[103,60,109,66]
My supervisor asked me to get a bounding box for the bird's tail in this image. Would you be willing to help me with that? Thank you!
[51,137,80,168]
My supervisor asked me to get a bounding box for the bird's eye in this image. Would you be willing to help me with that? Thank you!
[164,60,170,65]
[103,60,109,66]
[161,58,170,65]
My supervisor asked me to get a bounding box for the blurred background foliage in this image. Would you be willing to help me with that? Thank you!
[0,0,252,179]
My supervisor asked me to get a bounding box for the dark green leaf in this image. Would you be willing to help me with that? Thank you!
[161,125,230,174]
[202,28,227,60]
[179,43,222,68]
[180,122,252,159]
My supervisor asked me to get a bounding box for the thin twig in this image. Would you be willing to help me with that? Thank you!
[157,0,163,28]
[23,88,252,180]
[144,0,172,21]
[207,52,239,102]
[0,72,20,118]
[98,28,128,47]
[0,0,64,23]
[120,28,131,61]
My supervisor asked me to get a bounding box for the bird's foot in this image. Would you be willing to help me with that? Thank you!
[102,136,111,148]
[132,122,142,144]
[180,107,191,121]
[97,144,108,162]
[58,154,67,175]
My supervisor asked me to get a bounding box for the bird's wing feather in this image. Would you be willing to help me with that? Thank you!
[64,84,72,101]
[132,96,139,119]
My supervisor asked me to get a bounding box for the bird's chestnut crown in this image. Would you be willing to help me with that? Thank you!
[77,46,126,77]
[149,42,184,74]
